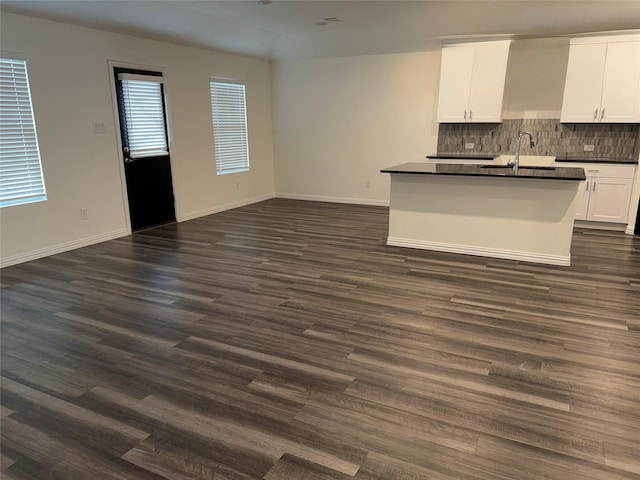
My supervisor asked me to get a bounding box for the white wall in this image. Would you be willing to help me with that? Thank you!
[0,13,275,266]
[270,39,573,204]
[272,51,441,204]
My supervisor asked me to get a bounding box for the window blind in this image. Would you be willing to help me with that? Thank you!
[210,80,249,175]
[0,57,47,208]
[119,76,168,158]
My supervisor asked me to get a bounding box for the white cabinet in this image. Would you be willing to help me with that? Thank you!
[587,177,634,222]
[561,35,640,123]
[557,163,636,223]
[437,40,511,123]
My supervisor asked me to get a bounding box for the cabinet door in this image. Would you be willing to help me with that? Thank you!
[600,41,640,122]
[573,178,591,221]
[437,46,474,123]
[587,177,634,223]
[468,41,510,123]
[560,43,607,123]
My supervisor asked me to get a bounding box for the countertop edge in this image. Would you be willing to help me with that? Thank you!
[381,163,586,181]
[555,158,638,165]
[381,170,586,181]
[426,154,498,160]
[430,154,637,165]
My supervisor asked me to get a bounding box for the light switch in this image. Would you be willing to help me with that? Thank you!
[92,122,106,134]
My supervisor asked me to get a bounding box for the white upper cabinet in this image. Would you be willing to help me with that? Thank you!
[561,35,640,123]
[437,46,474,123]
[600,41,640,122]
[560,43,607,123]
[437,40,511,123]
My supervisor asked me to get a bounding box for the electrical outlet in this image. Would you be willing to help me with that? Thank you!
[80,209,89,220]
[365,180,371,188]
[465,142,474,150]
[583,144,595,152]
[92,122,106,134]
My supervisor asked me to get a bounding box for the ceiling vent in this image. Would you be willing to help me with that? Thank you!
[316,17,341,26]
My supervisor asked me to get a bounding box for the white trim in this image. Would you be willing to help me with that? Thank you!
[210,76,245,85]
[118,73,163,83]
[276,192,389,207]
[386,237,571,266]
[439,37,513,47]
[574,220,627,232]
[179,193,275,222]
[107,60,133,234]
[625,225,636,235]
[570,32,640,45]
[0,50,29,61]
[1,229,128,268]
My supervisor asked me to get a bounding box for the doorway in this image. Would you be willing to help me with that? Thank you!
[114,67,176,231]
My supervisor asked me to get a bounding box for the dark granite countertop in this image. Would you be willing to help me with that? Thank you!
[426,153,498,160]
[555,157,638,165]
[429,154,638,165]
[381,162,586,181]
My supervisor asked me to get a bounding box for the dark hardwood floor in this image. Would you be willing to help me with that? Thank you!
[1,198,639,480]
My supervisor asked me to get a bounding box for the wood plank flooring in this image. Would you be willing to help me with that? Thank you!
[1,198,639,480]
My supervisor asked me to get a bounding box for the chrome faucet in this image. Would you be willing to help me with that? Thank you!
[511,131,535,174]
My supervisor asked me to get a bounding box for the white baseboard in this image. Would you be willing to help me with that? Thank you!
[574,220,626,232]
[276,192,389,207]
[180,193,275,222]
[625,224,636,235]
[1,194,277,268]
[1,229,129,268]
[387,237,571,266]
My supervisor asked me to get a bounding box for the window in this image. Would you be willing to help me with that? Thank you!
[118,74,168,158]
[0,57,46,208]
[210,79,249,175]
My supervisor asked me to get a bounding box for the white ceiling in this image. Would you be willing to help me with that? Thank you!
[2,0,640,60]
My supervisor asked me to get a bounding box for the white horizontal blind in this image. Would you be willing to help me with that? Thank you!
[120,77,168,158]
[0,57,47,208]
[210,80,249,175]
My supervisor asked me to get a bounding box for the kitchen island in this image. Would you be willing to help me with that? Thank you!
[381,162,586,266]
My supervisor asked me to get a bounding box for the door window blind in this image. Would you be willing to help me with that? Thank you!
[210,80,249,175]
[0,57,47,208]
[119,75,168,158]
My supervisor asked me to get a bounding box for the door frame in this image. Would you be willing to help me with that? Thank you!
[107,59,181,234]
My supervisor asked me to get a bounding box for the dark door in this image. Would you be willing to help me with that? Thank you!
[114,67,176,231]
[635,198,640,235]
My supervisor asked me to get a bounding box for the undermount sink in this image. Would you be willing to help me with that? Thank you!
[495,155,556,167]
[481,165,556,171]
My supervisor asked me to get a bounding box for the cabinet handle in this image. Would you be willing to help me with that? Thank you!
[593,181,596,192]
[464,110,467,121]
[585,180,590,191]
[593,108,598,121]
[600,108,605,121]
[470,110,473,121]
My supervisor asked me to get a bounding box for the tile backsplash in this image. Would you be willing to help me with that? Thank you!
[437,119,639,160]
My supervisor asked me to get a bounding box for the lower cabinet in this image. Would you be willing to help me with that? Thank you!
[575,176,633,222]
[558,163,636,223]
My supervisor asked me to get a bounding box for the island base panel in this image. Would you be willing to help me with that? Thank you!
[386,175,579,266]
